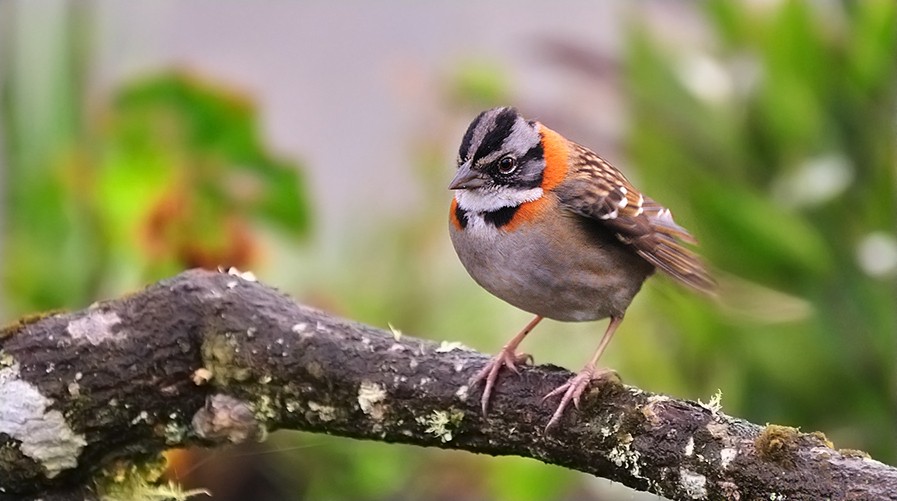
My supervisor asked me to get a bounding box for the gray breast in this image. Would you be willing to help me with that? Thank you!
[450,199,655,322]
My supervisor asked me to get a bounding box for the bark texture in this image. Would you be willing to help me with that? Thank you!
[0,269,894,500]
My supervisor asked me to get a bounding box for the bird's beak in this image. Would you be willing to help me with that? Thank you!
[449,162,486,190]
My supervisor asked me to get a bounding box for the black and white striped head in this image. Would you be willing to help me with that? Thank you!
[449,107,547,212]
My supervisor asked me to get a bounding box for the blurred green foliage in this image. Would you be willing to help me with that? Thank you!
[2,20,310,314]
[449,60,513,109]
[625,0,897,461]
[97,74,311,276]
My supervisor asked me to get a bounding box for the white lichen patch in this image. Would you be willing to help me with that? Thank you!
[191,368,213,386]
[435,341,469,353]
[164,421,186,444]
[416,409,464,443]
[684,436,695,457]
[607,433,643,479]
[357,381,388,421]
[226,267,256,282]
[698,389,723,415]
[254,394,277,421]
[131,410,150,425]
[308,401,337,422]
[0,363,87,478]
[679,468,707,499]
[66,311,124,345]
[720,447,737,468]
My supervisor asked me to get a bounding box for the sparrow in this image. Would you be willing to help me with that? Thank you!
[448,107,714,430]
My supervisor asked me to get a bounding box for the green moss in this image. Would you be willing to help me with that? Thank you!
[755,424,800,467]
[839,448,872,459]
[94,455,209,501]
[253,394,278,422]
[0,350,14,369]
[200,331,252,385]
[810,430,834,449]
[0,310,65,340]
[417,409,465,442]
[162,421,187,445]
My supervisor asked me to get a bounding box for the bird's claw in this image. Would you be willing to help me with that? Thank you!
[470,348,533,415]
[543,367,618,431]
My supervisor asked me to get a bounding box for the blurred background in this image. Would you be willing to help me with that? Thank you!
[1,1,895,499]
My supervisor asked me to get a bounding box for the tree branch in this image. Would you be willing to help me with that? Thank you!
[1,269,894,500]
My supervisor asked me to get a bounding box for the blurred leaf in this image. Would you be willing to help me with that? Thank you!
[86,72,313,281]
[2,2,98,311]
[487,458,573,501]
[4,34,313,312]
[847,0,897,92]
[693,177,833,290]
[109,72,312,237]
[451,60,511,108]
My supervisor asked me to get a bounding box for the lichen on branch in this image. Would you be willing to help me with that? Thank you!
[0,269,895,501]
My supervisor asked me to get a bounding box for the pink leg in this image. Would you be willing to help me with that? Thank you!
[470,315,543,415]
[543,316,623,430]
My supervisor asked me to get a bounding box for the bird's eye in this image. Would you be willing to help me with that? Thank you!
[497,156,517,175]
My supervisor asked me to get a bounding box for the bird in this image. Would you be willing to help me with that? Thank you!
[448,106,714,430]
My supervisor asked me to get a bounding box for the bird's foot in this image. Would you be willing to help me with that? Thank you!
[470,347,533,415]
[542,366,619,431]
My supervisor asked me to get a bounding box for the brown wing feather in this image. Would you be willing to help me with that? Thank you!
[556,144,715,293]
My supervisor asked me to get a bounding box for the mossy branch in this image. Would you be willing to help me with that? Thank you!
[1,269,895,500]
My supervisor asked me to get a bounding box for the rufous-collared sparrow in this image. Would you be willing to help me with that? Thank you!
[449,107,714,430]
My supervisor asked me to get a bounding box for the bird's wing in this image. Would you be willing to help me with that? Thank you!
[555,143,715,293]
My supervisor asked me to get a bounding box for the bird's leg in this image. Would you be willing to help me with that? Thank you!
[470,315,543,415]
[543,315,623,431]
